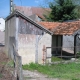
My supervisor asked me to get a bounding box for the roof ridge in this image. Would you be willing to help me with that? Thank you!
[15,6,50,9]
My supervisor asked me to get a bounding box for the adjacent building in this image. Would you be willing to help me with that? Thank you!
[0,18,5,31]
[14,6,50,21]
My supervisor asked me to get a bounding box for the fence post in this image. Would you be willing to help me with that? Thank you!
[18,57,23,80]
[61,46,62,59]
[75,46,76,60]
[42,45,46,65]
[12,44,23,80]
[45,47,47,64]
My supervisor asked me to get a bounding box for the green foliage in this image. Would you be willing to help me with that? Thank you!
[23,62,80,79]
[23,63,40,70]
[72,78,80,80]
[45,0,78,22]
[77,52,80,59]
[7,60,14,68]
[77,52,80,55]
[51,56,62,62]
[0,74,3,78]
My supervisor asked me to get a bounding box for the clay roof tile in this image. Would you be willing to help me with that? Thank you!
[38,20,80,35]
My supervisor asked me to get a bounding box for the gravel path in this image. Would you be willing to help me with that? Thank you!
[23,70,59,80]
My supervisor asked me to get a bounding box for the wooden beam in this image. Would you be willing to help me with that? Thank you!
[56,35,58,47]
[61,35,63,47]
[56,35,58,54]
[74,34,77,55]
[60,35,63,59]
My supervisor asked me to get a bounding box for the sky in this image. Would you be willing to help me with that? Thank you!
[0,0,44,18]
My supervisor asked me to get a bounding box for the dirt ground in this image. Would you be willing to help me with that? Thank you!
[23,70,59,80]
[0,47,13,80]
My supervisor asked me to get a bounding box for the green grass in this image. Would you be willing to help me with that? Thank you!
[23,62,80,80]
[51,56,62,62]
[7,60,14,68]
[0,73,3,78]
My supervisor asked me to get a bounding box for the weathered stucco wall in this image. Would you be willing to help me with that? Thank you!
[18,33,51,64]
[38,33,52,64]
[18,34,36,64]
[17,17,52,64]
[63,35,74,53]
[5,17,17,58]
[76,34,80,53]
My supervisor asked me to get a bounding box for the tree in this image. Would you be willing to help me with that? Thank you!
[73,0,80,18]
[44,0,78,22]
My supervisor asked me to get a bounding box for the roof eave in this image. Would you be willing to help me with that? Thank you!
[5,10,53,35]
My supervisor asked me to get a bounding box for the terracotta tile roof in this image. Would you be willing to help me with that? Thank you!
[38,22,61,30]
[38,21,80,35]
[54,21,80,35]
[14,6,50,20]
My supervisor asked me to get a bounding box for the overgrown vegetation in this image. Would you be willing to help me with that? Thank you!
[0,51,14,80]
[23,62,80,80]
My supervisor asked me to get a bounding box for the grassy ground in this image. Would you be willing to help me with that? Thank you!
[51,56,63,62]
[23,62,80,80]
